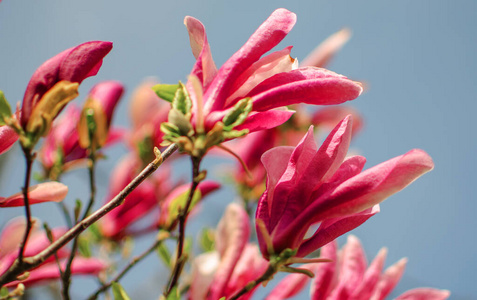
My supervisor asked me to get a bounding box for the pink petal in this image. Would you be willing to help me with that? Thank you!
[395,288,451,300]
[327,235,368,299]
[21,41,112,126]
[204,8,296,113]
[209,203,250,299]
[224,47,296,107]
[233,109,295,133]
[0,182,68,207]
[88,80,124,126]
[370,258,407,300]
[311,241,338,300]
[296,205,379,257]
[185,16,217,90]
[266,264,318,300]
[351,247,388,300]
[129,80,164,129]
[0,125,18,155]
[249,67,363,112]
[301,28,351,68]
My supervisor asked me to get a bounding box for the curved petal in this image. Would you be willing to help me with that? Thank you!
[204,8,297,113]
[395,288,451,300]
[209,203,250,299]
[311,240,338,300]
[22,41,113,126]
[301,28,351,68]
[370,258,407,300]
[351,247,388,300]
[0,125,18,155]
[249,68,363,112]
[233,109,295,133]
[0,182,68,207]
[88,80,124,126]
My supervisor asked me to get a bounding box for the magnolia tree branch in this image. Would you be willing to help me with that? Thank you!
[18,147,34,263]
[164,156,203,297]
[0,144,178,287]
[228,264,276,300]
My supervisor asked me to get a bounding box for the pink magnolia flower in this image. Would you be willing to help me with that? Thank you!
[0,182,68,207]
[0,125,18,155]
[38,81,124,179]
[182,8,362,135]
[189,203,267,300]
[21,41,112,128]
[266,236,450,300]
[127,80,170,161]
[301,28,352,69]
[0,218,106,288]
[99,154,174,239]
[256,115,434,258]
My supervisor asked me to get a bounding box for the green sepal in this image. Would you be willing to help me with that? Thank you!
[222,129,249,140]
[222,97,252,131]
[160,122,181,138]
[0,91,12,126]
[152,83,180,103]
[74,199,82,223]
[88,223,103,241]
[279,266,315,278]
[199,228,215,252]
[165,189,203,228]
[172,82,192,115]
[111,282,131,300]
[42,223,54,243]
[156,243,172,269]
[168,109,193,137]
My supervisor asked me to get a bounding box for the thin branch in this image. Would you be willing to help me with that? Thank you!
[228,264,275,300]
[164,156,202,297]
[18,147,34,263]
[87,235,167,300]
[0,144,178,287]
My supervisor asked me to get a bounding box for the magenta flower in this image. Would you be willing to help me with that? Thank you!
[0,182,68,207]
[38,81,124,179]
[186,8,362,132]
[21,41,112,128]
[256,115,434,258]
[266,236,450,300]
[189,203,267,300]
[0,218,105,288]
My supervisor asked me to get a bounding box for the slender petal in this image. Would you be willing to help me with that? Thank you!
[395,288,451,300]
[0,182,68,207]
[301,28,351,68]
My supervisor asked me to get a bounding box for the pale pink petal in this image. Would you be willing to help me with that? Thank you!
[0,182,68,207]
[311,241,338,300]
[129,80,163,129]
[88,80,124,126]
[370,258,407,300]
[0,125,18,155]
[395,288,451,300]
[189,252,220,300]
[249,68,363,112]
[204,8,296,113]
[225,47,296,107]
[209,203,250,299]
[301,28,351,68]
[185,16,217,90]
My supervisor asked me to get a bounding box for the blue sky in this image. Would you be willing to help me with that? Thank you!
[0,1,476,299]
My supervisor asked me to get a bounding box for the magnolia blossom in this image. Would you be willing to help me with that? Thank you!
[256,115,434,258]
[189,203,267,300]
[266,236,450,300]
[39,81,124,178]
[181,8,362,135]
[0,218,105,287]
[21,41,112,128]
[127,80,170,162]
[0,182,68,207]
